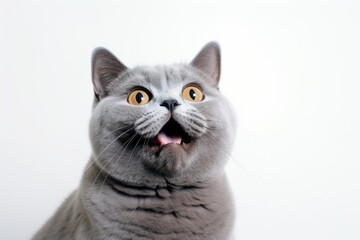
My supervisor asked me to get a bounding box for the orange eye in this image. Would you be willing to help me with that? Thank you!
[182,85,204,102]
[128,90,150,106]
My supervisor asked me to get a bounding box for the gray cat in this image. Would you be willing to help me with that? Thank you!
[33,42,236,240]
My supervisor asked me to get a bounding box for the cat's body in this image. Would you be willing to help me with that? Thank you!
[33,42,236,240]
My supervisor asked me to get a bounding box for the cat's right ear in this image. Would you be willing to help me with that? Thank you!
[92,48,127,101]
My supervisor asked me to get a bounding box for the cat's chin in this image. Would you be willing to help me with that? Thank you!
[146,143,192,176]
[149,141,192,154]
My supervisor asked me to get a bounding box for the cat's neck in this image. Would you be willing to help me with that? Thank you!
[84,161,215,198]
[83,156,220,194]
[106,173,213,198]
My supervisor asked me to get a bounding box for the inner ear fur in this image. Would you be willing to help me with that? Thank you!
[191,41,221,87]
[92,48,127,100]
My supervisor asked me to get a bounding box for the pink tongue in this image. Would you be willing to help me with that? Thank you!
[156,132,182,146]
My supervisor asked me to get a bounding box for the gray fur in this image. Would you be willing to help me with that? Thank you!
[33,42,236,240]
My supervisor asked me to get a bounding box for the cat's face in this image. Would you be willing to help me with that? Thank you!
[89,42,236,185]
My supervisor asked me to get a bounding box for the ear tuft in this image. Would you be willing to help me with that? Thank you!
[191,41,221,86]
[92,48,127,100]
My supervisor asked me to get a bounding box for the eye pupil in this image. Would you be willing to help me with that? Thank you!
[181,85,203,102]
[189,89,196,100]
[135,92,144,103]
[128,89,150,106]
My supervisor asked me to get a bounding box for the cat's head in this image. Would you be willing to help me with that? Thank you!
[89,42,236,186]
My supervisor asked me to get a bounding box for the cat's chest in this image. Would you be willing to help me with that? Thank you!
[87,182,232,239]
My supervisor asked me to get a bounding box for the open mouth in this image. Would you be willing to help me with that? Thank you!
[149,118,192,151]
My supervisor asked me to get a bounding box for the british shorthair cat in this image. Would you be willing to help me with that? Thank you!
[33,42,236,240]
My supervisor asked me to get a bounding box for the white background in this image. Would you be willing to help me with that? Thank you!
[1,0,360,239]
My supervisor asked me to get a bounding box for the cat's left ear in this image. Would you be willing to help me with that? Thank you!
[92,48,127,101]
[191,41,221,87]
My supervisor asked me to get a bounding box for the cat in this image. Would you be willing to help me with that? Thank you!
[32,42,236,240]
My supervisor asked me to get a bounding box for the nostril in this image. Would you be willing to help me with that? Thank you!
[160,99,180,112]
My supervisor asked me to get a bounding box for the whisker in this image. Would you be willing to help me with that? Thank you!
[88,144,123,194]
[89,133,138,195]
[204,133,250,172]
[96,134,139,195]
[83,126,136,174]
[91,125,132,145]
[143,137,152,164]
[112,135,145,191]
[205,134,261,188]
